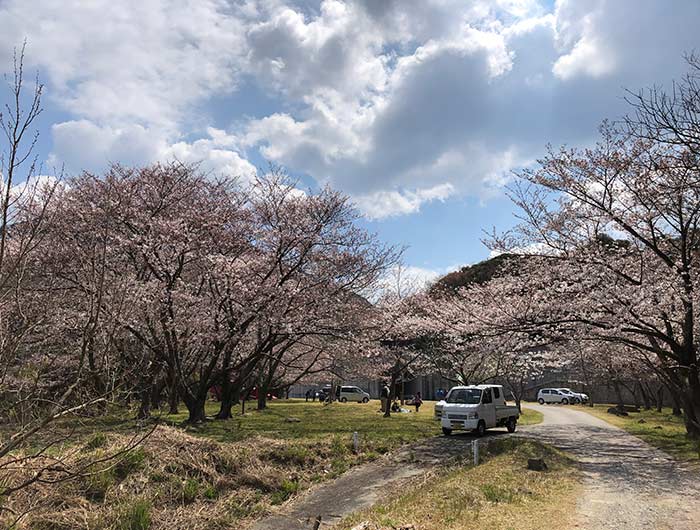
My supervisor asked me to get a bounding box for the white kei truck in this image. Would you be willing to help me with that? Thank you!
[440,384,520,436]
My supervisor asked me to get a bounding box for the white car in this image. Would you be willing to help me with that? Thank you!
[557,388,588,404]
[338,386,370,403]
[440,385,519,436]
[537,388,572,404]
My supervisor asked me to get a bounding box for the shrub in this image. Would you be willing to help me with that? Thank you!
[84,432,108,451]
[84,468,114,501]
[480,484,516,504]
[270,479,300,505]
[114,448,147,479]
[182,478,200,504]
[203,484,218,500]
[116,499,151,530]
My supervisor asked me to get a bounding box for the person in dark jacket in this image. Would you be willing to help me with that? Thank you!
[413,392,423,413]
[380,381,390,413]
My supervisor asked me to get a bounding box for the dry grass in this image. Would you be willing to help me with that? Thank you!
[3,425,374,529]
[334,438,581,530]
[0,400,545,529]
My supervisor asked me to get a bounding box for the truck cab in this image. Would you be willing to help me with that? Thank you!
[440,384,519,437]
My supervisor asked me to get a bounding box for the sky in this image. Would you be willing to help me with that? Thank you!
[0,0,698,285]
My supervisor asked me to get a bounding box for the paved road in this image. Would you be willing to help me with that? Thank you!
[522,404,700,529]
[248,405,700,530]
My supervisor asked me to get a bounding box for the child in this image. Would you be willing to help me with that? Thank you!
[414,392,423,413]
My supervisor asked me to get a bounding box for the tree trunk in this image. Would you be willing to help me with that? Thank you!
[216,380,240,420]
[655,386,664,413]
[137,387,151,420]
[670,388,683,416]
[168,389,179,415]
[681,369,700,438]
[151,378,165,410]
[638,382,651,410]
[183,393,207,423]
[384,373,398,418]
[166,366,179,414]
[257,388,268,410]
[612,380,625,410]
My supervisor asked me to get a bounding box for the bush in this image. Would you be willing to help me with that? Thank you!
[182,478,200,504]
[84,469,114,501]
[116,499,151,530]
[270,479,300,505]
[84,432,108,451]
[114,448,147,479]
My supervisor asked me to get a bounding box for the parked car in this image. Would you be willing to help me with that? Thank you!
[557,387,589,404]
[338,385,370,403]
[434,388,455,420]
[537,388,572,404]
[440,384,519,436]
[316,385,333,402]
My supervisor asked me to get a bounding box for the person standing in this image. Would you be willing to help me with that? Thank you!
[305,389,312,402]
[380,381,390,413]
[413,391,423,413]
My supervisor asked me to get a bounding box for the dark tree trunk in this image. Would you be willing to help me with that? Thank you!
[638,382,651,410]
[670,388,683,416]
[613,380,625,410]
[137,386,151,420]
[656,386,664,413]
[151,378,165,410]
[168,389,179,415]
[681,369,700,438]
[166,366,179,414]
[257,391,267,411]
[384,373,399,418]
[183,395,207,423]
[216,380,240,420]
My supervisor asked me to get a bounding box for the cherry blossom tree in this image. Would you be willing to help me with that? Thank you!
[489,57,700,437]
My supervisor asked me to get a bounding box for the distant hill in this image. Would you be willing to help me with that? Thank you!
[430,253,519,295]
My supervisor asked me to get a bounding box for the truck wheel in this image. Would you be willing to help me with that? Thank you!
[538,398,545,405]
[506,417,517,433]
[442,427,452,436]
[362,397,369,403]
[475,420,486,437]
[340,397,347,403]
[561,398,569,405]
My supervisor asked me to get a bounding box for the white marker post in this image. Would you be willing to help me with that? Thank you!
[472,439,479,465]
[353,431,359,453]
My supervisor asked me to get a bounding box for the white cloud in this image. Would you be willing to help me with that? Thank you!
[354,183,454,219]
[1,0,699,220]
[50,121,255,179]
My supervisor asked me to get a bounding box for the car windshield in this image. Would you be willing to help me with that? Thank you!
[447,388,482,404]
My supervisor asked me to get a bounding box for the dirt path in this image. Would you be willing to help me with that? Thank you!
[523,404,700,530]
[248,433,486,530]
[248,406,700,530]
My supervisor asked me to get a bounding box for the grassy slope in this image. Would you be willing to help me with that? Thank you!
[575,404,700,461]
[335,438,580,530]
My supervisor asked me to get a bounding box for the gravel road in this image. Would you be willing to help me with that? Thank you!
[522,404,700,529]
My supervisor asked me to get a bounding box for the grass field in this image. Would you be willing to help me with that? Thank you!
[575,404,700,461]
[168,399,543,446]
[3,400,543,530]
[335,438,581,530]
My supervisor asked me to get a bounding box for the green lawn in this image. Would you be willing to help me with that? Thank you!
[575,404,700,461]
[335,438,580,530]
[165,399,543,449]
